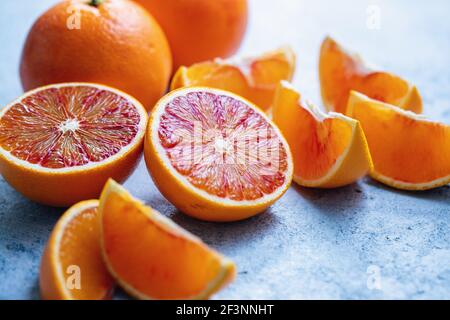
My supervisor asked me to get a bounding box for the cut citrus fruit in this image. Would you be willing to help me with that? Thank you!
[273,81,372,188]
[99,179,236,300]
[0,83,147,207]
[145,87,293,222]
[170,47,296,111]
[319,36,422,114]
[40,200,114,300]
[347,91,450,190]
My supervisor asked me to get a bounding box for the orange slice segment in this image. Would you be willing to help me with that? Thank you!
[40,200,114,300]
[99,179,236,300]
[170,47,296,111]
[273,81,372,188]
[0,83,147,206]
[347,91,450,190]
[319,36,422,114]
[145,87,293,222]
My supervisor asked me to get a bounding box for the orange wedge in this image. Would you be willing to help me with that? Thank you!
[40,200,114,300]
[273,81,372,188]
[347,91,450,190]
[319,36,422,114]
[170,47,296,111]
[145,87,293,222]
[99,179,236,300]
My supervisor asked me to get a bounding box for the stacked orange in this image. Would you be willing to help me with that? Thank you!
[20,0,172,110]
[134,0,249,69]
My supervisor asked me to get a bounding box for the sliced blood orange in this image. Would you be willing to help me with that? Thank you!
[0,83,147,206]
[170,47,296,111]
[99,179,236,300]
[40,200,114,300]
[273,81,372,188]
[145,87,293,222]
[319,36,422,114]
[347,91,450,190]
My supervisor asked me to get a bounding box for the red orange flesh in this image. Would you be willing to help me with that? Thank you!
[0,83,147,206]
[145,87,293,221]
[0,86,141,168]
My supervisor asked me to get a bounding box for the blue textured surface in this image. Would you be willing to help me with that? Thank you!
[0,0,449,300]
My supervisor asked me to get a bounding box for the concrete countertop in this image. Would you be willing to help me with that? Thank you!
[0,0,449,299]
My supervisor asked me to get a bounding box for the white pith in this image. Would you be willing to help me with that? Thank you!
[371,172,450,190]
[0,83,147,173]
[59,118,80,133]
[150,87,294,207]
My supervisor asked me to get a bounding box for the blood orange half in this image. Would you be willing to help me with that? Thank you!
[145,87,293,222]
[0,83,147,206]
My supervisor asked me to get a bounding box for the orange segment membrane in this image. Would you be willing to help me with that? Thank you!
[0,86,141,168]
[158,91,288,201]
[59,206,114,300]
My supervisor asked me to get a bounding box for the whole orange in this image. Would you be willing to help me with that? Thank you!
[20,0,172,110]
[134,0,248,69]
